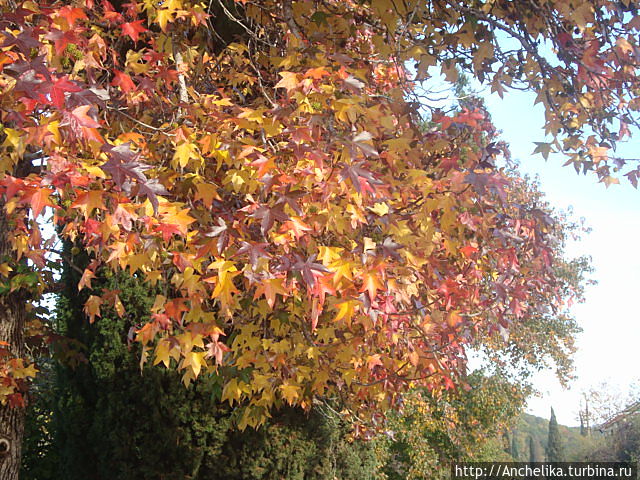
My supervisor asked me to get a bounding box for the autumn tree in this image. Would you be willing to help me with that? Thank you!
[2,0,640,476]
[380,151,589,477]
[20,243,384,480]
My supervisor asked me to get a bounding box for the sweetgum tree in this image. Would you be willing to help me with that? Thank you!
[1,0,639,476]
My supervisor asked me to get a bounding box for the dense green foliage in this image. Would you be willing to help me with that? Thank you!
[383,372,524,480]
[510,413,599,462]
[546,408,565,461]
[581,417,640,463]
[21,258,384,480]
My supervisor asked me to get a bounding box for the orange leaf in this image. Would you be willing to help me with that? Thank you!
[26,188,54,218]
[56,6,87,28]
[84,295,103,323]
[360,271,384,301]
[111,70,136,93]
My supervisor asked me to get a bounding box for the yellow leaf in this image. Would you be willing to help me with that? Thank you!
[334,300,357,323]
[183,351,207,377]
[78,268,95,290]
[153,338,174,368]
[114,294,126,317]
[369,202,389,216]
[160,206,196,235]
[2,128,22,149]
[0,263,13,277]
[84,295,103,323]
[47,121,61,145]
[318,246,342,266]
[156,8,173,32]
[275,71,299,92]
[221,378,244,405]
[151,294,167,313]
[360,271,384,301]
[126,252,150,274]
[84,165,107,178]
[279,383,300,405]
[11,362,37,380]
[173,142,199,169]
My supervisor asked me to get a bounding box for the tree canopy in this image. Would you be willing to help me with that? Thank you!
[0,0,636,475]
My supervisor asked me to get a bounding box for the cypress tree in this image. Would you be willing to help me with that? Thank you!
[546,407,564,462]
[528,436,536,463]
[510,432,520,460]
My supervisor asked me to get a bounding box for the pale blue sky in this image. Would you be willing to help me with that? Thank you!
[483,89,640,426]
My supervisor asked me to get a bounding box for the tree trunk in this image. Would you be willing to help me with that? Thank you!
[0,201,26,480]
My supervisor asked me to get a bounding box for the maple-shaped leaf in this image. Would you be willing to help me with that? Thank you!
[274,187,304,215]
[66,87,110,109]
[56,6,88,28]
[25,188,54,218]
[234,241,270,269]
[350,131,379,158]
[71,190,106,216]
[3,55,50,83]
[137,178,169,214]
[379,237,402,261]
[84,295,103,323]
[204,218,230,253]
[292,254,330,288]
[439,156,460,173]
[250,204,290,236]
[279,383,300,405]
[101,0,124,22]
[101,142,148,190]
[343,75,365,92]
[253,277,287,308]
[120,20,147,42]
[50,76,82,109]
[112,204,137,231]
[155,223,183,242]
[366,354,383,371]
[275,71,300,92]
[360,271,385,301]
[161,208,195,237]
[14,70,49,101]
[1,30,40,55]
[464,172,508,201]
[205,340,230,366]
[61,105,101,130]
[1,8,37,26]
[339,162,383,194]
[111,70,136,93]
[304,67,331,79]
[164,298,189,322]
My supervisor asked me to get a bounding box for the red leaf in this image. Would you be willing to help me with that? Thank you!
[67,105,101,129]
[45,29,79,56]
[50,76,82,109]
[111,70,136,93]
[155,223,183,242]
[120,20,147,42]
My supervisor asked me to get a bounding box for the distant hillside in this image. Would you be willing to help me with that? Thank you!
[507,413,603,461]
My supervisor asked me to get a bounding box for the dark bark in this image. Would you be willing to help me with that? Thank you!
[0,199,26,480]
